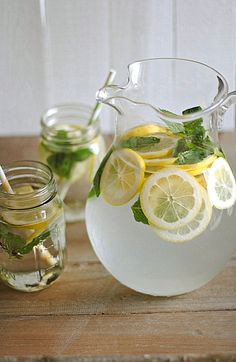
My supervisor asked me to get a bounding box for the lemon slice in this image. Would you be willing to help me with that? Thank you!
[140,168,202,230]
[122,124,169,140]
[153,186,212,242]
[136,134,177,159]
[14,185,35,194]
[207,157,236,209]
[164,154,217,172]
[145,157,177,167]
[3,183,62,243]
[196,174,207,188]
[5,206,62,243]
[145,154,217,176]
[100,148,145,206]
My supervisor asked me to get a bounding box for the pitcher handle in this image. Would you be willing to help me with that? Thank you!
[218,91,236,130]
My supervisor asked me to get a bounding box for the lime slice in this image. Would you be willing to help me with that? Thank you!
[100,148,145,205]
[153,186,212,242]
[140,168,202,230]
[207,157,236,209]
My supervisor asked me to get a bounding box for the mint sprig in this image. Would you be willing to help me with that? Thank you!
[42,130,94,179]
[92,147,113,197]
[131,198,149,225]
[162,119,185,134]
[0,223,50,258]
[163,106,220,164]
[0,223,25,257]
[47,148,93,179]
[120,136,160,150]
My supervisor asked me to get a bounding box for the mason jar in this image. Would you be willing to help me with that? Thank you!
[39,103,106,222]
[0,161,66,292]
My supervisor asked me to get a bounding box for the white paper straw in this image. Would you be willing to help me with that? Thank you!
[88,69,116,125]
[0,165,13,193]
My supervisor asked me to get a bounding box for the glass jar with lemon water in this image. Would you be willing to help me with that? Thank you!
[0,161,66,292]
[39,104,105,222]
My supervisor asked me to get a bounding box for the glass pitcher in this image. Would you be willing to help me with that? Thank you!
[86,58,236,296]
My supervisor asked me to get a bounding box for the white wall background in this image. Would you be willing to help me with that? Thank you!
[0,0,236,135]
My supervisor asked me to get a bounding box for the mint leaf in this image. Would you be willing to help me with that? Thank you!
[183,118,203,133]
[120,136,160,150]
[47,153,74,179]
[47,147,93,179]
[0,223,25,257]
[161,105,220,165]
[182,106,202,115]
[0,223,50,257]
[177,148,211,164]
[56,129,68,139]
[214,146,225,158]
[173,139,187,157]
[160,108,185,134]
[19,230,50,255]
[72,148,93,162]
[160,109,178,116]
[87,187,96,199]
[131,198,149,225]
[163,119,185,134]
[43,128,94,179]
[93,148,113,197]
[182,107,204,144]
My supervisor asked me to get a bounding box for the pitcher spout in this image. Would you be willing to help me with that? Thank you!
[96,85,126,114]
[97,85,119,103]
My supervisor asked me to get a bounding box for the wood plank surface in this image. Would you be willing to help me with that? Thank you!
[1,312,236,357]
[0,135,236,361]
[0,222,236,317]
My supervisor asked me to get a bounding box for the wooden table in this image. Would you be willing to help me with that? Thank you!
[0,134,236,362]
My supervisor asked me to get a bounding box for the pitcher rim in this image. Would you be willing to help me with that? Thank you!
[98,57,229,122]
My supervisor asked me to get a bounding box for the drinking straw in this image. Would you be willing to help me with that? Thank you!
[0,164,55,267]
[59,70,116,203]
[88,69,116,126]
[0,165,13,193]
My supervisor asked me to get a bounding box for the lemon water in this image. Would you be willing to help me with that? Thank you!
[85,119,236,296]
[86,197,235,296]
[39,125,105,222]
[0,160,67,292]
[0,211,66,292]
[0,182,66,292]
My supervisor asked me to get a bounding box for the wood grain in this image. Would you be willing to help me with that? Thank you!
[1,312,236,358]
[0,135,236,361]
[0,222,236,317]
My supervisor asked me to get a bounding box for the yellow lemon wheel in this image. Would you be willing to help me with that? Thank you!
[137,134,178,159]
[207,157,236,209]
[140,168,202,230]
[121,124,169,140]
[153,186,212,242]
[100,148,145,206]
